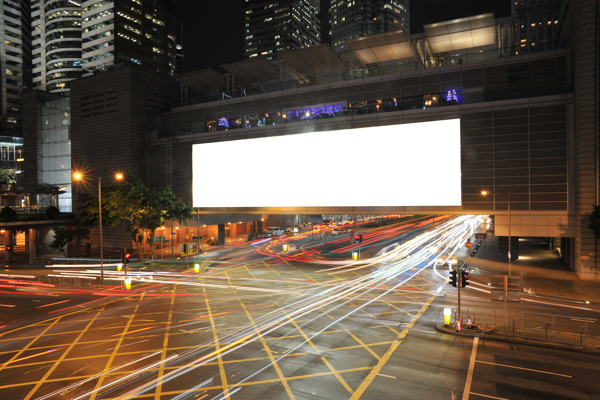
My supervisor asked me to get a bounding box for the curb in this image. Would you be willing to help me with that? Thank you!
[435,323,600,355]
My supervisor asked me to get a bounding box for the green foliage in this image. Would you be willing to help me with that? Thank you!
[51,226,90,256]
[588,204,600,239]
[0,206,18,222]
[82,173,193,261]
[0,168,16,184]
[45,205,61,219]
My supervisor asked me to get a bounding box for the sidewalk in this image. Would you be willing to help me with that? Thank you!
[469,235,600,305]
[443,233,600,354]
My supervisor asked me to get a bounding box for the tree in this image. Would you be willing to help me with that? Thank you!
[45,205,61,219]
[588,204,600,238]
[0,206,18,222]
[51,226,90,256]
[588,205,600,267]
[0,206,19,261]
[82,174,192,263]
[143,187,192,259]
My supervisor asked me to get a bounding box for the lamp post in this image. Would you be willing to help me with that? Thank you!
[482,190,512,272]
[73,172,123,285]
[482,189,511,331]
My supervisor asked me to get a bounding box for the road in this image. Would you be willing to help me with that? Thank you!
[0,215,597,399]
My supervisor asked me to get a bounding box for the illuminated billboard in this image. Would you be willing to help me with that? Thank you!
[192,119,461,208]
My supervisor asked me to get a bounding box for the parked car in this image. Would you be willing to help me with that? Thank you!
[268,227,285,236]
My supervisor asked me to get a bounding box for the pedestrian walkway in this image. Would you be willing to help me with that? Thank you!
[442,232,600,354]
[469,234,600,304]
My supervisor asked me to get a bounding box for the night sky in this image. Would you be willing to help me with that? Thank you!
[177,0,511,73]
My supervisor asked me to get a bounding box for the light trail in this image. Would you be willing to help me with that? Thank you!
[34,215,484,400]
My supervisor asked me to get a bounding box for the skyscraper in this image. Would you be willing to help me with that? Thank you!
[243,0,321,59]
[31,0,177,93]
[1,0,31,135]
[512,0,563,55]
[330,0,410,48]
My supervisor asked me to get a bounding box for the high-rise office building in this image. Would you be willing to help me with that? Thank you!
[31,0,177,93]
[0,0,30,187]
[1,0,31,135]
[243,0,321,59]
[512,0,563,55]
[330,0,410,48]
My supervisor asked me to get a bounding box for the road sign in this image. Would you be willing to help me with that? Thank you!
[465,242,471,248]
[192,236,203,240]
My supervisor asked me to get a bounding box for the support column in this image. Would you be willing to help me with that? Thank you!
[218,224,225,246]
[29,228,38,264]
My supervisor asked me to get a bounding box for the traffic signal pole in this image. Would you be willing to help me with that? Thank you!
[457,269,461,329]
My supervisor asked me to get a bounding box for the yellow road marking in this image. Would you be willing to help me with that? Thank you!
[475,360,572,378]
[0,297,124,339]
[154,286,176,399]
[0,317,62,374]
[321,356,354,394]
[204,287,229,398]
[90,293,145,400]
[346,331,380,361]
[241,301,295,399]
[350,293,438,399]
[24,307,107,400]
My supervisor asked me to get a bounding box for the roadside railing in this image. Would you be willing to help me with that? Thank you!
[452,310,600,350]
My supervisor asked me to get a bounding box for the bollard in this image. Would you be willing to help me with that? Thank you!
[444,308,451,326]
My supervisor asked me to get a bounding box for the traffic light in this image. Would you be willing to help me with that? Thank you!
[461,271,470,288]
[354,235,359,244]
[182,243,187,253]
[449,270,457,287]
[123,252,131,265]
[358,234,363,243]
[5,245,12,252]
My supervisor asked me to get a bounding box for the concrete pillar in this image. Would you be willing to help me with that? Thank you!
[497,236,519,262]
[218,224,225,245]
[29,228,38,264]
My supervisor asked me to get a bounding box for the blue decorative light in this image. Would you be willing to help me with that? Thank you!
[286,103,344,120]
[446,89,459,103]
[218,117,229,128]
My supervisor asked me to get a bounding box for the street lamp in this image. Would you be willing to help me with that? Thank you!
[481,190,512,272]
[73,171,124,285]
[482,189,511,331]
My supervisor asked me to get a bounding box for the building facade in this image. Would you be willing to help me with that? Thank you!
[243,0,321,59]
[0,0,31,137]
[330,0,410,48]
[145,5,600,279]
[31,0,177,93]
[511,0,563,55]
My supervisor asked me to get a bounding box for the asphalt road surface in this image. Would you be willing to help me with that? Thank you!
[0,216,597,399]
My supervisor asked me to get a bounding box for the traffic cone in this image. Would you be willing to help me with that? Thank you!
[472,313,477,328]
[456,319,461,332]
[467,315,472,328]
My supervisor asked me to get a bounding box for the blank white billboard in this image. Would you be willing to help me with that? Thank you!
[193,119,461,207]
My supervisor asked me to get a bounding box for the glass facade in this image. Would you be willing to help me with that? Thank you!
[40,97,72,211]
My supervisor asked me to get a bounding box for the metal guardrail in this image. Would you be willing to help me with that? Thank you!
[453,310,600,350]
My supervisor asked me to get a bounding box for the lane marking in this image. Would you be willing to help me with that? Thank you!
[154,286,176,400]
[24,307,107,400]
[475,360,572,378]
[462,337,479,400]
[204,288,230,399]
[349,293,437,399]
[470,393,510,399]
[90,294,145,400]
